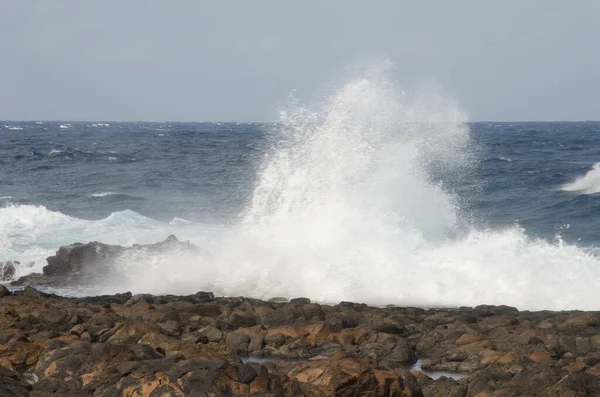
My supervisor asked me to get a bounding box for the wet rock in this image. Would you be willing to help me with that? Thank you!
[43,241,126,276]
[0,261,16,281]
[8,254,600,396]
[0,283,10,297]
[268,297,288,303]
[41,235,197,280]
[290,297,311,305]
[23,286,41,299]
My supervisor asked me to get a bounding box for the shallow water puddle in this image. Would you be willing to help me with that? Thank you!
[241,356,466,381]
[410,359,466,380]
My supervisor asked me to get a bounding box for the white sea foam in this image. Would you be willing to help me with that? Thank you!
[97,67,600,311]
[561,163,600,194]
[60,124,71,129]
[4,125,24,131]
[0,204,190,280]
[90,192,117,198]
[49,149,63,155]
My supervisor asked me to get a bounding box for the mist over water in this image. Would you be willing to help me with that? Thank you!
[101,72,600,311]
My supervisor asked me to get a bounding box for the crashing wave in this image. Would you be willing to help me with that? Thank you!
[561,163,600,194]
[96,65,600,311]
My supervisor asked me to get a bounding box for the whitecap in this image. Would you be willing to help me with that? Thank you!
[4,125,23,131]
[562,163,600,194]
[90,192,117,198]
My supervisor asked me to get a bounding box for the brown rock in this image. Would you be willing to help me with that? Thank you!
[563,361,586,374]
[225,332,251,354]
[558,312,600,330]
[529,351,552,364]
[456,333,483,345]
[497,352,520,364]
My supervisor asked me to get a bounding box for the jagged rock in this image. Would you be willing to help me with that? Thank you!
[0,261,16,281]
[42,234,197,277]
[5,256,600,396]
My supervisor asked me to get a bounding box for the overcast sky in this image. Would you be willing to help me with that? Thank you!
[1,1,599,122]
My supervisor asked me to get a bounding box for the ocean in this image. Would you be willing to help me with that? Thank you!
[2,77,600,310]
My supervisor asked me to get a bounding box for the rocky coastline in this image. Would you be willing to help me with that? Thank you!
[1,239,599,396]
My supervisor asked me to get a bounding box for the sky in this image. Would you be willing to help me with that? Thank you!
[1,1,599,122]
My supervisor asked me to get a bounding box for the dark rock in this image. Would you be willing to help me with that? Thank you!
[43,235,197,278]
[194,291,215,301]
[0,261,17,281]
[473,304,519,317]
[23,286,41,299]
[290,297,311,305]
[0,378,29,397]
[0,283,10,297]
[43,241,126,276]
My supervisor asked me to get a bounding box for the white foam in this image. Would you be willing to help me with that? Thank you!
[561,163,600,194]
[60,124,71,129]
[101,67,600,311]
[49,149,63,155]
[0,204,191,279]
[7,67,600,311]
[90,192,117,198]
[4,125,23,131]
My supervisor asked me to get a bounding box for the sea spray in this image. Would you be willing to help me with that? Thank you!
[562,162,600,194]
[5,71,600,310]
[99,70,600,311]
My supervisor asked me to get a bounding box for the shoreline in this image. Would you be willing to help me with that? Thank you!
[1,285,599,396]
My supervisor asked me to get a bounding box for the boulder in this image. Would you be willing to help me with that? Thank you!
[43,235,197,277]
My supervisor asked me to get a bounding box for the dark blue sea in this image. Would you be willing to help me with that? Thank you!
[2,116,600,310]
[3,121,600,240]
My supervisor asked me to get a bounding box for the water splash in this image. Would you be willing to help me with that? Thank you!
[7,67,600,310]
[562,163,600,194]
[102,68,600,311]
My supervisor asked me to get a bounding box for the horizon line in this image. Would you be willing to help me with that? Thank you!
[2,119,600,124]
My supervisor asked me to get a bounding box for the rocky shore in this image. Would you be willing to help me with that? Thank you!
[1,289,600,396]
[1,239,600,396]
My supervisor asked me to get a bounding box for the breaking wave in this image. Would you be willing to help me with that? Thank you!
[561,163,600,194]
[6,67,600,311]
[101,68,600,311]
[0,204,198,279]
